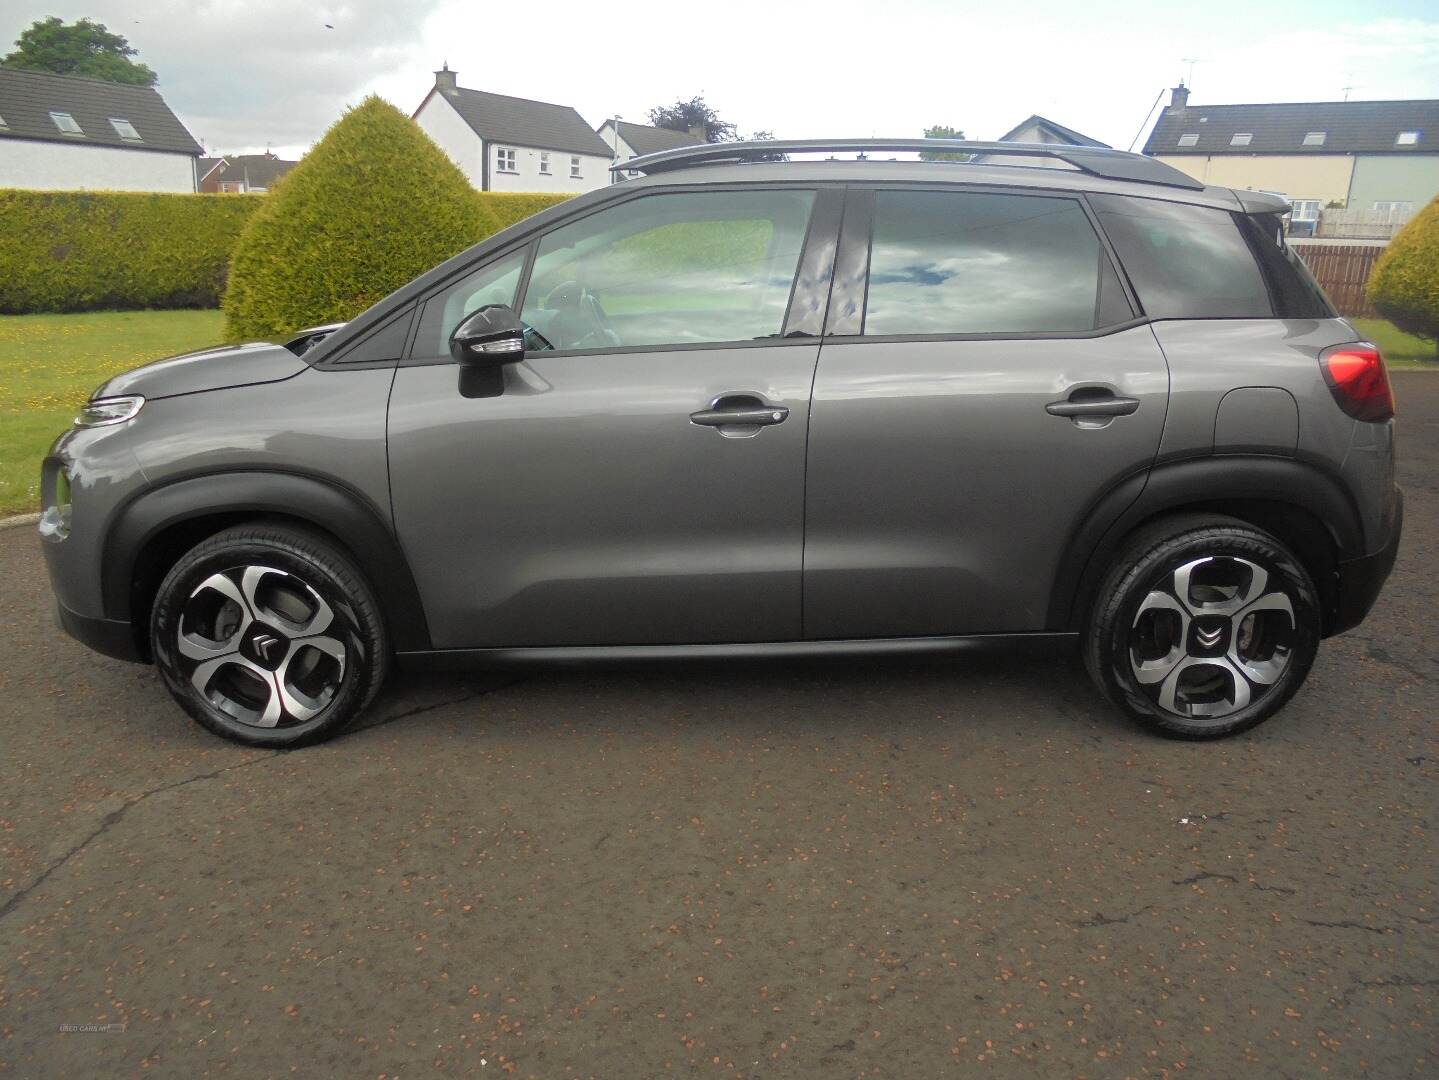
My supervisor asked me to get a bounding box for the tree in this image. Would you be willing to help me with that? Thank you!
[223,96,490,339]
[3,17,156,86]
[1368,195,1439,358]
[648,95,737,143]
[919,125,971,162]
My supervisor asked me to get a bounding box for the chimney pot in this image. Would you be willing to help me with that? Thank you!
[1169,83,1190,109]
[435,64,457,93]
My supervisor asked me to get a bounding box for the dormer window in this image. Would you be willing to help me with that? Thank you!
[1230,133,1253,146]
[1177,133,1199,147]
[1302,131,1326,146]
[50,111,83,136]
[1396,131,1420,146]
[109,118,142,142]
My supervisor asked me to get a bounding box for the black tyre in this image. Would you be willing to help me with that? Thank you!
[1084,514,1321,739]
[151,524,389,747]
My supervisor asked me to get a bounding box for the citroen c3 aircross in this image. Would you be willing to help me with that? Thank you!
[39,139,1402,747]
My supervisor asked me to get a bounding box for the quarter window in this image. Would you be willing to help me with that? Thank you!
[496,147,517,172]
[1090,193,1273,319]
[520,189,816,350]
[862,190,1131,337]
[413,248,526,361]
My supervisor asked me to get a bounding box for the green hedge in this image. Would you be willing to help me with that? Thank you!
[1368,195,1439,355]
[0,189,261,314]
[479,191,572,234]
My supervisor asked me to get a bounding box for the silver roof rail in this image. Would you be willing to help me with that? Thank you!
[614,138,1206,191]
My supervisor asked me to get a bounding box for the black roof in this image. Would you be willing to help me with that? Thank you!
[0,66,201,155]
[603,119,704,156]
[1145,98,1438,155]
[434,85,612,157]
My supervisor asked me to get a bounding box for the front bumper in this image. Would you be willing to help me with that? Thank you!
[1329,488,1403,636]
[55,600,143,662]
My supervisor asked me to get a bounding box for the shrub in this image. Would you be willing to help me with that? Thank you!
[0,189,259,314]
[1368,195,1439,357]
[478,191,572,234]
[223,96,492,339]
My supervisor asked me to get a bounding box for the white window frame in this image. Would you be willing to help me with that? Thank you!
[49,111,83,136]
[1395,131,1419,146]
[538,151,550,175]
[1230,133,1253,147]
[495,147,517,173]
[570,155,582,178]
[1302,131,1326,146]
[1289,199,1321,222]
[1372,201,1414,223]
[1177,133,1199,147]
[109,117,142,142]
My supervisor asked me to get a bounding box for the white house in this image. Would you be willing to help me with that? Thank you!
[595,119,704,181]
[412,66,613,193]
[0,67,201,192]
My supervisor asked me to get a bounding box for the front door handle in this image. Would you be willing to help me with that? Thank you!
[690,393,789,431]
[1045,393,1141,418]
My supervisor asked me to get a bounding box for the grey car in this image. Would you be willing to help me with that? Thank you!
[39,139,1402,746]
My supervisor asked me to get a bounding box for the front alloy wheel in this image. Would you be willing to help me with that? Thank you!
[1086,516,1320,738]
[152,525,389,746]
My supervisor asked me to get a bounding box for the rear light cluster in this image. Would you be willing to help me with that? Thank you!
[1320,344,1394,422]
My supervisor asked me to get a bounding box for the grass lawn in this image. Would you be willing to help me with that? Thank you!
[1351,318,1438,368]
[0,309,225,515]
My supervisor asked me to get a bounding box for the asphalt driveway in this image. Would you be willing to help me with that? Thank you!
[1,374,1435,1078]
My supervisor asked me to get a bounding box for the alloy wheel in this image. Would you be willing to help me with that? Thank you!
[1128,556,1295,720]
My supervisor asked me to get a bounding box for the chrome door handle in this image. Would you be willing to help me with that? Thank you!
[1045,394,1140,418]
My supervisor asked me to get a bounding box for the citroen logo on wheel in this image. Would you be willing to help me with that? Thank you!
[1196,626,1224,648]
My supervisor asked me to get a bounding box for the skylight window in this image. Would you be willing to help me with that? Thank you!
[109,118,141,142]
[1396,131,1420,146]
[49,111,83,136]
[1230,133,1253,146]
[1177,133,1199,147]
[1302,131,1326,146]
[0,112,8,130]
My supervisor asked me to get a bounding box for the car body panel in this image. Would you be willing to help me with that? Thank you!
[94,342,309,400]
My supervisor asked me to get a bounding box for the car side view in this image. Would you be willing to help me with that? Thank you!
[39,139,1402,746]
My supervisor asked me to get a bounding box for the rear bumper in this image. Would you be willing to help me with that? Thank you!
[1329,488,1403,636]
[55,600,143,663]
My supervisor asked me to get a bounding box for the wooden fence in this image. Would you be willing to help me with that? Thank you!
[1291,240,1386,319]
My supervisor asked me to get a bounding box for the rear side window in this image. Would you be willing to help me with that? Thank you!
[863,190,1132,336]
[1237,212,1335,318]
[1089,194,1272,318]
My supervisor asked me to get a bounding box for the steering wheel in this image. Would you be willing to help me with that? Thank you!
[542,280,620,349]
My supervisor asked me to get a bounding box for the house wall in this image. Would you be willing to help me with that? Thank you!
[0,138,195,192]
[1346,155,1439,211]
[486,143,609,194]
[414,93,486,188]
[1153,153,1355,204]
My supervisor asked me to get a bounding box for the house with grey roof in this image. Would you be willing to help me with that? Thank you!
[198,152,298,194]
[1143,85,1439,232]
[412,65,613,193]
[596,119,704,182]
[0,66,201,192]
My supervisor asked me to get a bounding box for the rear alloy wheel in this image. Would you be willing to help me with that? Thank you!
[1085,516,1321,738]
[151,525,388,747]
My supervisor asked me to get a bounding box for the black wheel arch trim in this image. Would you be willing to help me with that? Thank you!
[1049,454,1366,633]
[102,469,431,652]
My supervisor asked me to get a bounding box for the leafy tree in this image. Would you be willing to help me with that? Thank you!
[648,95,737,143]
[3,17,156,86]
[1368,195,1439,358]
[223,96,489,338]
[920,125,971,162]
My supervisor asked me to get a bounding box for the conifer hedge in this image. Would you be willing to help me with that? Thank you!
[1368,195,1439,357]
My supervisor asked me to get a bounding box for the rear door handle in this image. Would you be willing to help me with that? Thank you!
[1045,394,1140,418]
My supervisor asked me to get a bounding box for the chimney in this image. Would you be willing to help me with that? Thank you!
[1169,82,1190,109]
[435,63,457,93]
[687,123,707,142]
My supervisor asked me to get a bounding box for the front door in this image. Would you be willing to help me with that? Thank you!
[803,185,1169,638]
[388,186,835,649]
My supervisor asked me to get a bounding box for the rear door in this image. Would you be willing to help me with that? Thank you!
[802,185,1169,638]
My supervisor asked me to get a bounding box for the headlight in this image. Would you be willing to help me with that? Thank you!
[74,395,144,427]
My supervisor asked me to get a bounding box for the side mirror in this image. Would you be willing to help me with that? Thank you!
[449,304,525,365]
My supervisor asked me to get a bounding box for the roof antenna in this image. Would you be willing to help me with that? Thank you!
[1181,57,1206,90]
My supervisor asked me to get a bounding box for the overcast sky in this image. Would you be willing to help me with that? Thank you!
[4,1,1437,158]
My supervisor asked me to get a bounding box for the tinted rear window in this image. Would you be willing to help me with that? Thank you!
[1090,194,1273,319]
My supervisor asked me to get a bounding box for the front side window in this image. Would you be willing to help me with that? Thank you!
[570,155,582,178]
[496,147,516,172]
[520,189,815,350]
[413,248,526,361]
[1090,193,1273,319]
[862,190,1131,336]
